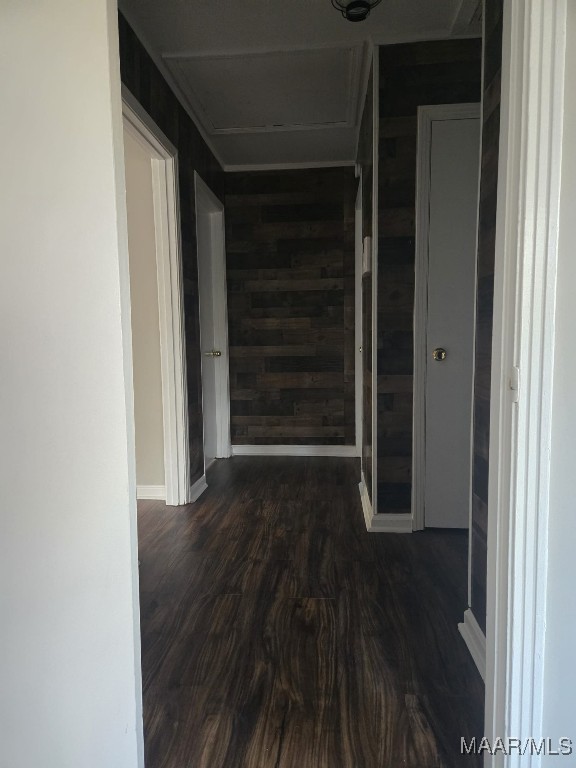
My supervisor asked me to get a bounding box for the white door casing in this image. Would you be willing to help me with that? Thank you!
[485,1,567,765]
[194,172,232,467]
[413,104,481,530]
[122,89,191,506]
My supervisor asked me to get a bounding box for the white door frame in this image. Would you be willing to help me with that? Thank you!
[122,88,191,506]
[412,102,481,532]
[354,177,363,459]
[486,1,566,765]
[194,171,232,464]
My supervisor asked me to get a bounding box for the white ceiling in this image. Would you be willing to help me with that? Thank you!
[119,0,481,169]
[165,46,363,132]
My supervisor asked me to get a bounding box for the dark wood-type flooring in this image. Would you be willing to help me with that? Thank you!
[138,457,484,768]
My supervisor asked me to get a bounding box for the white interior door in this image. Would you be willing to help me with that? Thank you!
[195,173,231,468]
[424,115,480,528]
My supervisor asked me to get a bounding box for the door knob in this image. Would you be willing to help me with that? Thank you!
[204,350,222,357]
[432,348,447,361]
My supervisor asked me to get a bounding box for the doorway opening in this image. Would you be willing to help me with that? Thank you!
[122,93,191,506]
[412,103,484,678]
[194,172,232,469]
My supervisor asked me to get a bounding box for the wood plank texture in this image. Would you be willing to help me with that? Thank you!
[118,13,224,485]
[138,456,484,768]
[377,40,482,514]
[358,64,374,499]
[225,168,356,446]
[470,0,503,634]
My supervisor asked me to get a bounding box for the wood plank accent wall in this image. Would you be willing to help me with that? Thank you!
[224,168,356,446]
[118,13,224,485]
[358,65,375,500]
[471,0,503,634]
[377,40,482,514]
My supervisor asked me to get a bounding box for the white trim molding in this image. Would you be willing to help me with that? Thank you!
[189,474,208,503]
[137,485,166,501]
[138,475,207,505]
[368,30,482,48]
[459,608,486,681]
[485,1,567,766]
[366,514,412,534]
[360,473,412,533]
[232,445,358,458]
[224,160,356,173]
[123,95,192,507]
[358,473,372,526]
[412,103,481,532]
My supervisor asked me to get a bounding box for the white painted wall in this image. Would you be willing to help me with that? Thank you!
[0,2,143,767]
[541,3,576,757]
[124,128,165,488]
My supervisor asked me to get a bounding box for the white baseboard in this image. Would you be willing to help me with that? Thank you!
[359,475,373,527]
[359,474,412,533]
[232,444,359,457]
[137,485,166,500]
[458,608,486,681]
[358,472,412,533]
[368,514,413,533]
[189,474,208,503]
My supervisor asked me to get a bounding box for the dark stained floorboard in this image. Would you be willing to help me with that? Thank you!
[138,457,484,768]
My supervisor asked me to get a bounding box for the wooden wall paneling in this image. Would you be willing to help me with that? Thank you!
[358,64,375,503]
[470,0,503,634]
[377,40,482,515]
[225,167,356,447]
[118,13,225,486]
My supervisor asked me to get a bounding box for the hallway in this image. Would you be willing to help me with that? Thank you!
[138,457,484,768]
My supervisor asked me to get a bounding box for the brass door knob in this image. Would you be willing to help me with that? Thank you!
[204,350,222,357]
[432,348,447,361]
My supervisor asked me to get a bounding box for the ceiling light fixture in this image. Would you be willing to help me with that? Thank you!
[331,0,383,22]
